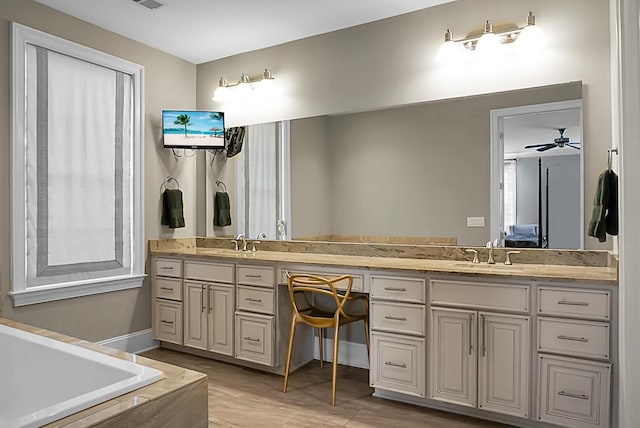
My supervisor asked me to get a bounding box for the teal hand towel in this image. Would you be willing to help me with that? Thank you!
[214,191,232,227]
[161,189,185,228]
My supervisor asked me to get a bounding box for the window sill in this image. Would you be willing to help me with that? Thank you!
[10,274,147,307]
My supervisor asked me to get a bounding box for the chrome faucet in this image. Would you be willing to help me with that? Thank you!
[486,240,495,264]
[251,233,267,252]
[233,233,247,251]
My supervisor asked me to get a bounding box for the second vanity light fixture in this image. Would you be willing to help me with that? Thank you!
[436,12,543,62]
[212,68,275,102]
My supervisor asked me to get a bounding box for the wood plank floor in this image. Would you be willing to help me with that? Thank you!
[141,348,509,428]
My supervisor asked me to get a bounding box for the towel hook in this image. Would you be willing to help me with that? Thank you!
[160,176,180,193]
[608,148,618,171]
[216,180,227,192]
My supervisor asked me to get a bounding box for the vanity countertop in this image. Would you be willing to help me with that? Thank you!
[149,246,618,285]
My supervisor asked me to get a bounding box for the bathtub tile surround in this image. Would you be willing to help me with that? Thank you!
[0,318,208,428]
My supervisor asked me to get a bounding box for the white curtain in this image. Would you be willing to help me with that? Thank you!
[236,123,277,239]
[24,46,132,287]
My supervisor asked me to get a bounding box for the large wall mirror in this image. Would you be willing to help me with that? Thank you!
[206,81,583,248]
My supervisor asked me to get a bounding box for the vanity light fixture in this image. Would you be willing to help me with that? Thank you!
[211,68,276,102]
[437,12,542,60]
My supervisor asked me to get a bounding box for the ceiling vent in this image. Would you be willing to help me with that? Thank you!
[132,0,165,10]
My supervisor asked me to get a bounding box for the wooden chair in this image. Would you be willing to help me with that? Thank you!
[282,273,369,406]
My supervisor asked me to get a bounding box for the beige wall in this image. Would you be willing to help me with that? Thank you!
[197,0,611,250]
[0,0,197,340]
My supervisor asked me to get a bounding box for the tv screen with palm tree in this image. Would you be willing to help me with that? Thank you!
[162,110,225,149]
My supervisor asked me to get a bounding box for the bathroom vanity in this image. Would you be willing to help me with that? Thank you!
[149,238,617,428]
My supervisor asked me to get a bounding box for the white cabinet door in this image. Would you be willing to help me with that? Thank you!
[153,300,183,345]
[208,283,234,356]
[370,332,425,397]
[184,281,208,350]
[478,312,530,418]
[235,312,275,366]
[430,308,477,407]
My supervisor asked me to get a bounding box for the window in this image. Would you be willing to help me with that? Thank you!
[10,23,145,306]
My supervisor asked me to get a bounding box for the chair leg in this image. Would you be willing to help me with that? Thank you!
[283,316,298,393]
[331,323,340,406]
[318,328,324,368]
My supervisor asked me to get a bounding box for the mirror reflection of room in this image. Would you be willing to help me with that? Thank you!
[502,106,582,249]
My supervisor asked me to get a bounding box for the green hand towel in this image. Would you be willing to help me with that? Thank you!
[587,170,609,242]
[161,189,185,228]
[214,191,232,227]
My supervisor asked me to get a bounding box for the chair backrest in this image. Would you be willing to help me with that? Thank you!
[286,273,354,319]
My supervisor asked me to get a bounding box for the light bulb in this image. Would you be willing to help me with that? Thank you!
[235,73,253,100]
[212,77,230,102]
[435,29,464,63]
[255,68,275,96]
[516,12,544,49]
[476,21,501,58]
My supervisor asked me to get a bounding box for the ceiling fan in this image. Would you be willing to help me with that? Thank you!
[524,128,581,152]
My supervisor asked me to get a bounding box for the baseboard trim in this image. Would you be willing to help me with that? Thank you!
[97,329,158,354]
[314,337,370,369]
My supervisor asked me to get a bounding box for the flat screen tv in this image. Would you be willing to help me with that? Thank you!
[162,110,225,149]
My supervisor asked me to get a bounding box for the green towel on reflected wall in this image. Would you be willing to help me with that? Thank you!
[214,191,232,227]
[587,170,618,242]
[161,189,185,228]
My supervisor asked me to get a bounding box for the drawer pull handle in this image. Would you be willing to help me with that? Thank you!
[384,362,407,369]
[160,320,174,325]
[245,274,263,278]
[558,390,589,400]
[159,286,173,291]
[159,266,174,270]
[244,336,260,343]
[384,315,407,321]
[557,335,589,343]
[384,287,407,292]
[557,299,589,306]
[245,297,263,303]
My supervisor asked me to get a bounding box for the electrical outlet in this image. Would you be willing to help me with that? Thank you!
[467,216,485,227]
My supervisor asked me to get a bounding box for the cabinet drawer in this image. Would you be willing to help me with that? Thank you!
[538,355,611,428]
[154,277,182,301]
[235,312,275,366]
[371,302,425,336]
[153,300,183,345]
[538,288,610,321]
[282,269,364,292]
[237,265,275,288]
[236,285,276,315]
[154,258,183,278]
[370,332,425,398]
[538,317,610,360]
[184,261,234,283]
[371,276,425,303]
[430,279,529,313]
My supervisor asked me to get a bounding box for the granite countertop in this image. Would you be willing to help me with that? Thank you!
[0,318,207,427]
[149,246,618,285]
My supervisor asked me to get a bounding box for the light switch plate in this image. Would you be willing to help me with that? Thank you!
[467,216,485,227]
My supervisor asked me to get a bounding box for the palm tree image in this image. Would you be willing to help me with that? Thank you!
[174,114,192,137]
[209,112,223,122]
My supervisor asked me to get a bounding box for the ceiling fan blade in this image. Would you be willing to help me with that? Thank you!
[525,143,554,149]
[537,145,556,152]
[567,143,581,150]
